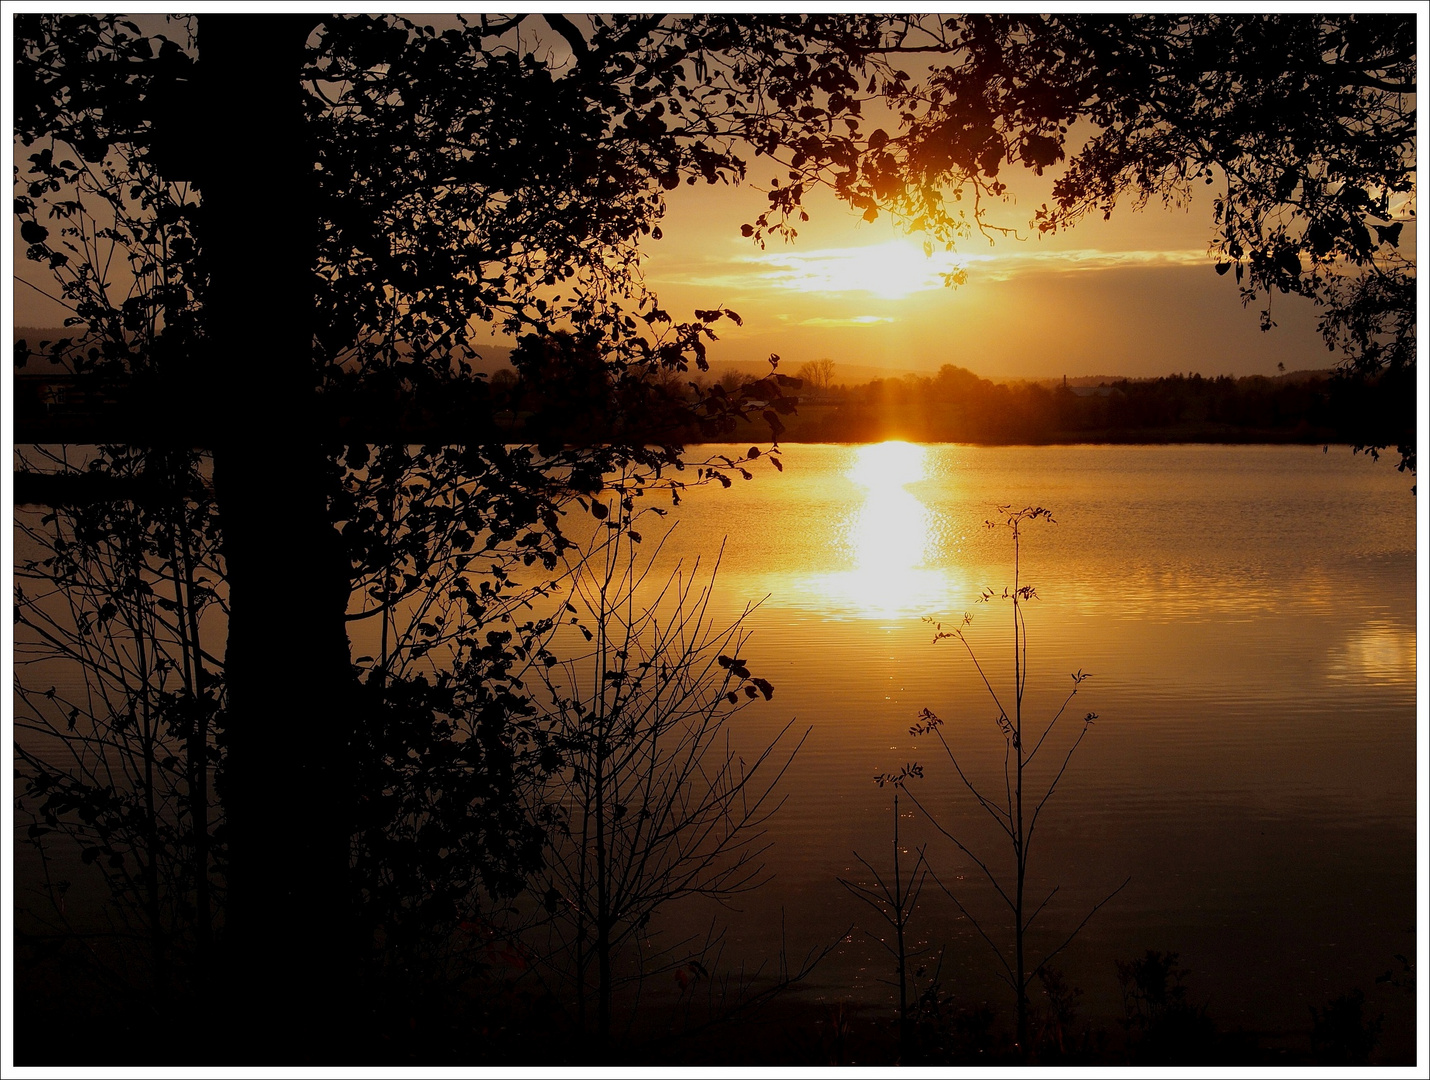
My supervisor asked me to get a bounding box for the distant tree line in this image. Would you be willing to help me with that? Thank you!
[16,347,1410,458]
[12,10,1414,1065]
[774,364,1414,452]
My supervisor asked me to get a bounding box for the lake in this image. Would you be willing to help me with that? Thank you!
[615,442,1417,1053]
[11,440,1418,1057]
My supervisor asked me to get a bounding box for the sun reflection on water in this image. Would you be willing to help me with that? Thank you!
[1327,624,1416,682]
[796,441,959,619]
[844,441,929,571]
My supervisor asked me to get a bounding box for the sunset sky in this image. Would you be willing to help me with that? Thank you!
[8,12,1357,383]
[12,163,1333,382]
[7,14,1422,1070]
[641,175,1333,381]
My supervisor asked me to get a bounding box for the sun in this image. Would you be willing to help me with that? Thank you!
[832,241,938,299]
[762,239,964,300]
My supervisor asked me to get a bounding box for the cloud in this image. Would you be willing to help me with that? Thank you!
[964,246,1215,281]
[797,315,895,327]
[656,240,1219,297]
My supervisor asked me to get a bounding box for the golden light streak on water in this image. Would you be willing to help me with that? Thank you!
[844,440,929,572]
[792,441,961,619]
[1328,624,1417,682]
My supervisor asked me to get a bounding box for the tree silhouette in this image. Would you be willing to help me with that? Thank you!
[796,358,837,396]
[520,511,803,1051]
[14,446,223,1006]
[728,16,1414,468]
[1034,16,1417,473]
[855,15,1416,469]
[896,508,1126,1055]
[13,13,1415,1061]
[12,13,948,1058]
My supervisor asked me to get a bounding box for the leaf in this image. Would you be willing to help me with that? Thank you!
[1375,221,1403,247]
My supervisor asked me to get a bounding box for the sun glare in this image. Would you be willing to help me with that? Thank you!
[846,439,926,489]
[845,441,928,570]
[785,441,960,619]
[762,240,964,300]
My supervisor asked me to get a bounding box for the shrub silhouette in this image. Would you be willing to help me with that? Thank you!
[888,505,1126,1055]
[1310,988,1382,1065]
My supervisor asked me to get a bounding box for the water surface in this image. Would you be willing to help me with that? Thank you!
[635,443,1416,1048]
[12,441,1417,1053]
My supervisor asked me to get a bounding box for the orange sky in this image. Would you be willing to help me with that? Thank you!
[640,175,1335,381]
[10,149,1335,382]
[10,14,1355,383]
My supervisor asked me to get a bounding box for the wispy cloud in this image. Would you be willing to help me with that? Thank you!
[658,240,1218,297]
[965,246,1215,281]
[797,315,895,327]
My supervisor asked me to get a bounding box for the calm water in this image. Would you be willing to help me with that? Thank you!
[13,442,1419,1052]
[623,443,1417,1048]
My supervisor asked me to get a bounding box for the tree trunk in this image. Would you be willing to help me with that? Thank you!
[196,14,359,1060]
